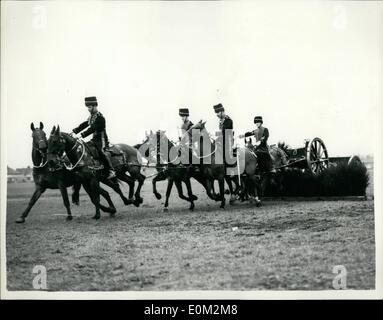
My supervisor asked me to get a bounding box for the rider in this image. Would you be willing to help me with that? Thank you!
[179,108,194,143]
[72,96,116,179]
[239,116,275,173]
[213,103,235,168]
[179,108,194,165]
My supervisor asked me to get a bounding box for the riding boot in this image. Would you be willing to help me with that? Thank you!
[101,151,116,179]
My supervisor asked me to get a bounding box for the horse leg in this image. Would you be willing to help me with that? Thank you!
[16,185,46,223]
[192,175,214,200]
[241,176,249,201]
[250,174,261,207]
[225,176,236,205]
[174,180,189,201]
[163,179,174,212]
[115,173,135,205]
[91,180,101,219]
[98,187,117,216]
[58,184,73,221]
[123,172,135,200]
[184,178,198,201]
[218,177,226,209]
[174,179,195,211]
[133,173,145,207]
[205,179,220,201]
[184,178,195,211]
[102,178,132,206]
[233,176,240,194]
[82,180,101,219]
[232,176,243,201]
[153,171,166,200]
[71,182,81,205]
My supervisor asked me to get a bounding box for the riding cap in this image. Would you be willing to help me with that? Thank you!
[85,96,98,107]
[179,108,189,116]
[254,116,263,124]
[213,103,225,113]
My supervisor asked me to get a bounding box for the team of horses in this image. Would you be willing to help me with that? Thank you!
[16,121,287,223]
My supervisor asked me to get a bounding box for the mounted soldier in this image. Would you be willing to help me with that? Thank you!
[71,96,116,179]
[179,108,194,145]
[239,116,275,173]
[179,107,194,166]
[213,103,235,169]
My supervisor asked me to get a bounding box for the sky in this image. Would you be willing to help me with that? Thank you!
[2,1,382,168]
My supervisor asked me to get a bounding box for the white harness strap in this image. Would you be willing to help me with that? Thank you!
[64,140,86,171]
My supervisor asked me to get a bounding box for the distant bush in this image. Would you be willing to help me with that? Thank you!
[264,161,369,197]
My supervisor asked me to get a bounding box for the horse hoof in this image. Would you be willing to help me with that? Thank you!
[72,201,79,206]
[189,204,194,211]
[15,217,25,223]
[138,197,144,204]
[92,215,100,220]
[163,207,168,212]
[66,216,73,221]
[155,193,162,200]
[123,198,133,206]
[255,200,261,207]
[133,199,140,207]
[191,195,198,201]
[109,208,117,216]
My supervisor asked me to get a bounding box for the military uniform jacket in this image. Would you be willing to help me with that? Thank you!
[219,115,233,131]
[73,112,109,148]
[181,120,194,144]
[244,126,269,152]
[218,115,234,158]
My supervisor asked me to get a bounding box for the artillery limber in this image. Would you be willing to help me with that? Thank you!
[273,137,329,175]
[274,137,362,175]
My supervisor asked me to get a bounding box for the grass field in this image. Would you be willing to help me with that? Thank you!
[6,176,375,291]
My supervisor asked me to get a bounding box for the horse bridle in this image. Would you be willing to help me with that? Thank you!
[32,141,48,168]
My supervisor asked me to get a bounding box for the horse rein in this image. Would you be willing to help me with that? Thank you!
[62,138,86,171]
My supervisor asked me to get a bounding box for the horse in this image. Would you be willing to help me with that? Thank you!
[47,126,143,219]
[178,121,234,208]
[240,137,288,200]
[136,131,227,210]
[190,120,265,207]
[15,122,116,223]
[142,130,198,211]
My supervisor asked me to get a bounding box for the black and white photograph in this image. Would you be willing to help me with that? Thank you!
[1,0,382,299]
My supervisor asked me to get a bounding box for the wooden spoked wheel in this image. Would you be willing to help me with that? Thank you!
[306,137,329,174]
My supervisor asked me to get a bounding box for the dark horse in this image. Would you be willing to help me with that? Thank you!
[142,130,198,211]
[47,126,146,219]
[191,121,264,207]
[16,122,116,223]
[140,130,230,210]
